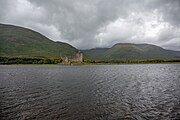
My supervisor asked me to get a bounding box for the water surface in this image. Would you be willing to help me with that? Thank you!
[0,64,180,120]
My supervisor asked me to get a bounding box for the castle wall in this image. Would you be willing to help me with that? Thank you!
[69,52,83,63]
[62,51,83,64]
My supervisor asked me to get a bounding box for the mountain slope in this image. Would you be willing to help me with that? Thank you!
[0,23,78,58]
[83,43,180,61]
[83,48,109,60]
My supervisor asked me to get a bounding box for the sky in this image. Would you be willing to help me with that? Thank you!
[0,0,180,50]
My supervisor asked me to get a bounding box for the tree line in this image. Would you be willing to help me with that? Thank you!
[0,57,62,64]
[0,57,179,64]
[84,59,180,64]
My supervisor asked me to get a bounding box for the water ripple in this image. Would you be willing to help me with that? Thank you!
[0,64,180,120]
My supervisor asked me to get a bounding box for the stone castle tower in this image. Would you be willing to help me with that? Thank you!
[75,51,83,62]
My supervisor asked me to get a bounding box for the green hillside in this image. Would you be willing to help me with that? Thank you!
[0,24,78,58]
[83,43,180,61]
[83,48,109,60]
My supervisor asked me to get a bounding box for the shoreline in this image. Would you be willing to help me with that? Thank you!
[1,62,180,66]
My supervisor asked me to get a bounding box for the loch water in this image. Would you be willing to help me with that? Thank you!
[0,64,180,120]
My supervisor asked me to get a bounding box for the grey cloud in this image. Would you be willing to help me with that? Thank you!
[0,0,10,19]
[0,0,179,50]
[145,0,180,26]
[27,0,146,48]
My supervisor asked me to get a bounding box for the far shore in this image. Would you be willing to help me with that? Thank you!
[1,62,180,66]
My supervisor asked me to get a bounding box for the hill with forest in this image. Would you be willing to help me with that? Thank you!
[83,43,180,61]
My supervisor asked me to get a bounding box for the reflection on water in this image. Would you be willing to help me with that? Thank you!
[0,64,180,120]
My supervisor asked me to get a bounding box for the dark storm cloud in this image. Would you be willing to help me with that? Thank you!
[0,0,179,50]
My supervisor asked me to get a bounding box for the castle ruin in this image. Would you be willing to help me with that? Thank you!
[62,51,83,64]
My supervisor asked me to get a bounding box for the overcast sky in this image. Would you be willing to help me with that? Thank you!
[0,0,180,50]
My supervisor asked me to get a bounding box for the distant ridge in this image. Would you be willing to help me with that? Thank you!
[0,23,180,61]
[83,43,180,61]
[0,23,78,58]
